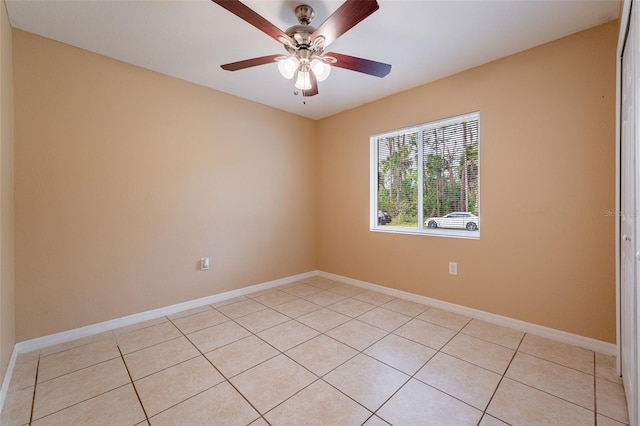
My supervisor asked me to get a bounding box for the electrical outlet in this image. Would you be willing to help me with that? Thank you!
[449,262,457,276]
[201,257,210,271]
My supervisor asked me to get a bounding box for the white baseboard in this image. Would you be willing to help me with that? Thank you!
[0,268,618,413]
[319,271,617,356]
[0,346,20,414]
[0,269,319,411]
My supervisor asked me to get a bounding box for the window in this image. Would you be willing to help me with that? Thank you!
[370,112,480,238]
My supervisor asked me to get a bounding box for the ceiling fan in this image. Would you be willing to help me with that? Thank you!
[212,0,392,97]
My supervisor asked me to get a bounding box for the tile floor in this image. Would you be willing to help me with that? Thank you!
[1,277,630,425]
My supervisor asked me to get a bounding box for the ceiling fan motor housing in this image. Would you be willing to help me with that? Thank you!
[294,4,314,25]
[284,4,324,59]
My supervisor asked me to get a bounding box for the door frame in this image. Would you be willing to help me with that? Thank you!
[616,0,629,379]
[617,1,639,425]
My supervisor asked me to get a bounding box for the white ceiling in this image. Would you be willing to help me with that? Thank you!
[6,0,619,120]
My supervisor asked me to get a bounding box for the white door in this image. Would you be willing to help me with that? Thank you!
[621,3,639,425]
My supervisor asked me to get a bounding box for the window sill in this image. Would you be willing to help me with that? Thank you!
[371,226,480,240]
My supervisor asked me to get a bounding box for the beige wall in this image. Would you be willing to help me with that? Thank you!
[10,19,618,343]
[13,30,317,340]
[0,0,15,380]
[317,21,618,342]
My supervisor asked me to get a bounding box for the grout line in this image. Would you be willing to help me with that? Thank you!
[208,286,500,423]
[594,351,598,425]
[176,319,266,421]
[29,383,133,424]
[514,350,597,376]
[28,356,40,426]
[198,287,392,420]
[478,330,525,424]
[117,345,150,425]
[369,317,479,423]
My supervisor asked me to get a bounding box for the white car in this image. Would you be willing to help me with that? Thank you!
[425,212,479,231]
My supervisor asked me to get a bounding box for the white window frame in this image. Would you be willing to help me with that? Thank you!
[370,112,480,239]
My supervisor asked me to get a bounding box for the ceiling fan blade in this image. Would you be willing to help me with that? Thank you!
[326,52,391,78]
[311,0,379,48]
[221,54,281,71]
[212,0,295,46]
[303,71,319,97]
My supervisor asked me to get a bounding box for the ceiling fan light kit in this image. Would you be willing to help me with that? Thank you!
[277,56,299,79]
[212,0,392,98]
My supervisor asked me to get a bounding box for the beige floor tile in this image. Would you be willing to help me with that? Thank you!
[286,335,358,376]
[38,338,121,382]
[210,295,247,308]
[518,334,594,373]
[302,290,347,306]
[596,352,623,384]
[377,378,482,425]
[363,415,391,426]
[265,379,371,425]
[597,414,628,426]
[170,308,228,334]
[135,356,224,417]
[15,288,618,426]
[257,320,319,352]
[461,319,524,349]
[442,333,515,374]
[381,298,429,317]
[596,377,629,424]
[506,352,594,409]
[417,307,472,331]
[353,290,395,306]
[487,378,594,425]
[326,319,388,351]
[272,298,321,318]
[275,281,306,290]
[113,317,169,339]
[324,354,409,411]
[297,308,351,332]
[251,290,299,307]
[149,381,259,425]
[116,321,182,355]
[479,414,510,426]
[394,318,456,350]
[281,283,322,297]
[230,354,316,414]
[32,384,145,426]
[167,305,212,320]
[205,335,279,378]
[415,352,501,410]
[186,320,251,353]
[327,298,376,317]
[357,307,412,332]
[39,332,115,357]
[247,288,279,298]
[233,308,289,333]
[33,358,130,421]
[1,386,34,426]
[305,278,342,290]
[365,333,436,375]
[215,299,267,319]
[330,284,368,297]
[124,336,200,380]
[8,351,39,392]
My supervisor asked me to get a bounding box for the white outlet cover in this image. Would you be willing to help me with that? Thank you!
[201,258,210,271]
[449,262,458,275]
